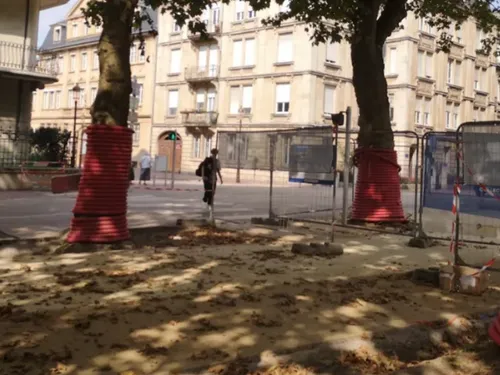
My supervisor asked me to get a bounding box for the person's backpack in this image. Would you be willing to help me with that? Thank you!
[195,157,212,177]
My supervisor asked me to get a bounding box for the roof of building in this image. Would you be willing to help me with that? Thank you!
[39,8,157,53]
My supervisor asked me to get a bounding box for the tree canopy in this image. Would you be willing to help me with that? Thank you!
[81,0,500,147]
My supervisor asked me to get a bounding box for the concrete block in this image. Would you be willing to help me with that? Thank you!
[291,242,344,257]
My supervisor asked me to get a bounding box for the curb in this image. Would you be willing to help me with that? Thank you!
[132,185,201,192]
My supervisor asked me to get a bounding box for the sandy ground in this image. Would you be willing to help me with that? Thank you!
[0,224,499,375]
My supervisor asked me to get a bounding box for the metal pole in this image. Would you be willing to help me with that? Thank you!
[171,136,176,189]
[164,156,168,187]
[331,125,339,242]
[413,135,420,237]
[71,100,77,168]
[342,106,352,225]
[236,114,242,183]
[454,128,461,266]
[351,138,356,201]
[268,135,275,219]
[418,133,427,236]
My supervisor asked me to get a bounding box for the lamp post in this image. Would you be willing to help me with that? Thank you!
[71,83,81,168]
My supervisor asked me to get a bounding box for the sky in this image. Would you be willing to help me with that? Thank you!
[38,0,78,46]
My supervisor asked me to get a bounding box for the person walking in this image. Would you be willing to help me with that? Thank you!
[201,148,223,211]
[139,152,152,185]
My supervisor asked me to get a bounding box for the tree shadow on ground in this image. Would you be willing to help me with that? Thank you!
[0,225,499,375]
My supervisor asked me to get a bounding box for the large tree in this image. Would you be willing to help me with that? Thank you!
[71,0,500,243]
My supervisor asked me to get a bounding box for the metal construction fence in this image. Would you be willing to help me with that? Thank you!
[216,121,500,251]
[0,128,31,166]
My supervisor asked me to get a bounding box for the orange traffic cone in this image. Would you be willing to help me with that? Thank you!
[489,312,500,346]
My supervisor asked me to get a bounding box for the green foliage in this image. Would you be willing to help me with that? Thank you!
[30,127,71,163]
[83,0,500,53]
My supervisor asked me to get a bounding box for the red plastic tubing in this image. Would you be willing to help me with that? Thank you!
[351,148,406,223]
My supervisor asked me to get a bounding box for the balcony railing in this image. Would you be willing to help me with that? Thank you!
[0,41,58,77]
[188,22,222,40]
[185,65,219,82]
[181,110,218,127]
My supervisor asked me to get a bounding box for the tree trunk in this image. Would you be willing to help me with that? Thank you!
[91,0,137,126]
[67,0,137,244]
[349,1,406,223]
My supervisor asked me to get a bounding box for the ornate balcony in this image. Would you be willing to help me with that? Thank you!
[476,53,489,69]
[188,22,222,41]
[474,91,488,107]
[447,84,463,102]
[185,65,219,83]
[0,41,58,81]
[449,43,464,60]
[418,34,434,51]
[181,110,218,127]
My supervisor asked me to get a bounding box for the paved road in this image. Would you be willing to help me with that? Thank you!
[0,181,418,239]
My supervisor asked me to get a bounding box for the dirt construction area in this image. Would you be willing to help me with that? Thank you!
[1,222,500,375]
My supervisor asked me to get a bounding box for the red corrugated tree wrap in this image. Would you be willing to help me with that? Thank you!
[489,312,500,346]
[67,125,133,243]
[351,148,406,222]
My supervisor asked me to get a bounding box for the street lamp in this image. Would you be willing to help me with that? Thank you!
[71,83,81,168]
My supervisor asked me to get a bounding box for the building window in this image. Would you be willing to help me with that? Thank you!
[168,89,178,116]
[453,23,462,44]
[91,87,97,103]
[79,87,86,107]
[54,27,61,42]
[93,50,99,70]
[248,5,256,19]
[244,39,255,66]
[275,83,290,114]
[205,136,213,157]
[277,33,293,63]
[43,91,49,109]
[58,55,64,74]
[55,90,61,109]
[196,90,205,111]
[96,24,102,33]
[326,42,337,64]
[130,45,137,63]
[207,89,216,111]
[415,97,431,126]
[474,68,480,90]
[81,52,87,70]
[235,0,245,21]
[445,103,452,129]
[72,23,78,37]
[232,40,243,67]
[32,92,36,110]
[69,54,76,72]
[84,22,90,36]
[68,89,73,107]
[388,94,395,123]
[418,18,432,33]
[170,48,181,74]
[136,84,144,106]
[139,47,146,63]
[476,28,485,51]
[231,39,253,67]
[385,46,397,75]
[447,60,461,86]
[323,86,335,116]
[192,136,201,158]
[473,107,479,122]
[229,85,253,114]
[173,23,181,33]
[132,124,140,145]
[417,50,432,78]
[453,104,460,128]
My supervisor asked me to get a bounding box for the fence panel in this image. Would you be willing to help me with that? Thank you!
[418,132,457,240]
[456,122,500,246]
[270,126,335,224]
[0,128,31,166]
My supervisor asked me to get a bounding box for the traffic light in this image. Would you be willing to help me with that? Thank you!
[167,131,177,141]
[331,112,345,126]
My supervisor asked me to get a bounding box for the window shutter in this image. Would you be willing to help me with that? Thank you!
[323,86,334,114]
[244,39,255,66]
[170,49,181,73]
[326,43,336,63]
[277,33,293,62]
[276,83,290,102]
[389,48,397,73]
[454,62,461,86]
[242,86,252,110]
[229,86,240,114]
[232,40,242,66]
[168,90,179,108]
